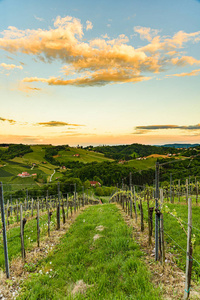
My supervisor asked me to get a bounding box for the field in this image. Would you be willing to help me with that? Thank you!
[126,157,157,170]
[55,148,113,164]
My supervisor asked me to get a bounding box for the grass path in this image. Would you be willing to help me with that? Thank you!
[18,204,161,300]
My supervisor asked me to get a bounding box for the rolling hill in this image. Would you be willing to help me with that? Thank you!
[0,145,113,191]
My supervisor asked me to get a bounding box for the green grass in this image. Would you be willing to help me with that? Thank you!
[126,158,157,170]
[99,196,110,203]
[18,204,161,300]
[163,195,199,205]
[56,148,113,164]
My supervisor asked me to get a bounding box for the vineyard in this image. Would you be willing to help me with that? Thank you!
[110,170,200,299]
[1,157,200,299]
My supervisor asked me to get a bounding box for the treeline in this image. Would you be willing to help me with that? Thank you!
[0,144,33,160]
[44,145,69,164]
[85,143,178,161]
[62,161,155,186]
[158,156,200,183]
[4,177,115,200]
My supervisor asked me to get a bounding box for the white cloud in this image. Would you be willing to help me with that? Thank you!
[0,63,23,70]
[34,15,44,22]
[86,20,93,31]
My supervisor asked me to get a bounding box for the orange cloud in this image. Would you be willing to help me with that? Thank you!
[23,69,152,87]
[166,69,200,77]
[134,124,200,134]
[0,17,200,87]
[171,56,200,66]
[36,121,85,127]
[18,84,42,93]
[0,117,16,124]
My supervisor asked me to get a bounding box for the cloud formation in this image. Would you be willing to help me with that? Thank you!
[35,121,84,127]
[0,62,23,70]
[134,26,160,41]
[166,69,200,78]
[0,16,200,87]
[34,15,44,22]
[86,20,93,31]
[0,117,16,124]
[134,124,200,134]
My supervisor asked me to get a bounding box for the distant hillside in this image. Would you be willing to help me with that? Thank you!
[162,143,200,149]
[85,143,178,160]
[0,145,113,189]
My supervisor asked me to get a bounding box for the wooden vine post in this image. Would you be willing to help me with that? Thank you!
[0,182,10,278]
[57,182,61,230]
[62,196,66,224]
[178,179,180,202]
[195,177,198,205]
[160,188,165,264]
[133,186,137,222]
[74,183,77,213]
[66,194,69,219]
[37,201,40,247]
[184,197,193,300]
[6,200,9,228]
[160,213,165,265]
[70,200,73,216]
[130,187,133,219]
[16,200,19,223]
[20,204,26,260]
[47,205,50,237]
[31,198,34,217]
[186,179,188,204]
[139,198,144,232]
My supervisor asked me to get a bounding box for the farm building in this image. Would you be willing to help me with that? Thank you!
[17,172,31,177]
[90,181,101,187]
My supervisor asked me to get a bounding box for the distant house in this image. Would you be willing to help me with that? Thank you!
[42,161,47,164]
[73,154,80,157]
[32,173,37,176]
[32,163,37,166]
[90,181,101,187]
[18,172,31,177]
[61,166,66,170]
[118,160,126,164]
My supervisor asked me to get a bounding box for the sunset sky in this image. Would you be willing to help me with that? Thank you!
[0,0,200,146]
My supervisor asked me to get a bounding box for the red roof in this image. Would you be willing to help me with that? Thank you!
[90,181,101,186]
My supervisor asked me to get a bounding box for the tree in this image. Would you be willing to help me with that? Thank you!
[84,180,90,189]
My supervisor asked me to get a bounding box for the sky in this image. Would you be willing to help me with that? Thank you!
[0,0,200,146]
